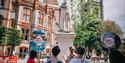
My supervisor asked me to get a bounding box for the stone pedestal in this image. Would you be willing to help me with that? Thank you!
[54,32,75,60]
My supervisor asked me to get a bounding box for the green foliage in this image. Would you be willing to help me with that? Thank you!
[0,26,22,46]
[7,28,22,46]
[0,26,8,45]
[71,0,101,49]
[100,20,123,36]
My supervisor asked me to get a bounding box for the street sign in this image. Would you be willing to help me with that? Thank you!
[101,32,121,51]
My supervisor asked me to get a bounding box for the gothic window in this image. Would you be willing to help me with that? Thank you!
[0,0,4,8]
[23,8,31,23]
[94,7,100,17]
[95,7,99,14]
[38,12,44,25]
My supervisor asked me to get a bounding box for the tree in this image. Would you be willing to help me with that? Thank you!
[7,28,22,55]
[0,26,22,55]
[7,28,22,46]
[71,0,101,49]
[0,26,8,56]
[100,20,123,36]
[0,26,7,45]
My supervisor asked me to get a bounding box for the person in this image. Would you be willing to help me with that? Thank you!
[27,50,37,63]
[109,50,125,63]
[69,47,91,63]
[47,46,63,63]
[66,46,75,63]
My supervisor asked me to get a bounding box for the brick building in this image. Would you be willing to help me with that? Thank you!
[0,0,55,57]
[0,0,75,59]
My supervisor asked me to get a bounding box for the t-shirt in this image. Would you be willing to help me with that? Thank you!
[67,54,75,62]
[27,58,36,63]
[69,58,91,63]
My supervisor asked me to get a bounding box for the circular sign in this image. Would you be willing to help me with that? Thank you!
[103,37,115,48]
[101,32,115,49]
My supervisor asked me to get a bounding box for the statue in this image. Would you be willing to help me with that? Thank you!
[59,2,73,32]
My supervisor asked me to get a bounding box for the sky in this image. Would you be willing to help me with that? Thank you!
[57,0,64,5]
[103,0,125,32]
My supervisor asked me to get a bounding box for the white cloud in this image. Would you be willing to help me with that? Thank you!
[103,0,125,32]
[57,0,64,6]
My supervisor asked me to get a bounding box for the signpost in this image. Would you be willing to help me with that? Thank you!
[101,32,121,63]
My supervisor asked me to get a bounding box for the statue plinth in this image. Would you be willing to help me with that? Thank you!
[54,32,75,60]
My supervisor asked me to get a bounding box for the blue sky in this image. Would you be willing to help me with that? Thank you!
[103,0,125,32]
